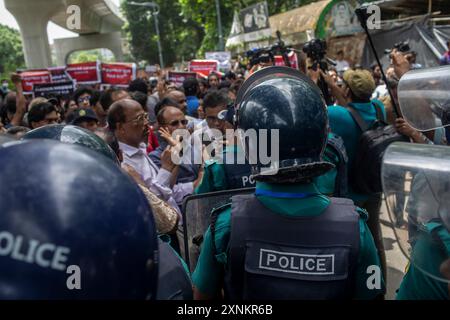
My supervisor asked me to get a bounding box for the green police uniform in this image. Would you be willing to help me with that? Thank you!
[396,222,450,300]
[195,144,253,194]
[192,181,385,299]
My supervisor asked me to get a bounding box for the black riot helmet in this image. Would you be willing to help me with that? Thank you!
[0,140,158,299]
[235,66,333,183]
[22,124,119,164]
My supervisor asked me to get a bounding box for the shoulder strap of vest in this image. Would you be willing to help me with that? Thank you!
[326,134,348,163]
[210,203,231,257]
[346,104,369,132]
[326,135,349,197]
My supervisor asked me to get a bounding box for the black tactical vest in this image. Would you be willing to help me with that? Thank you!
[157,240,193,300]
[223,162,255,189]
[224,194,360,300]
[222,150,255,189]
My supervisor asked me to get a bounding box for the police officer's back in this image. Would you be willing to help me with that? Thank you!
[192,67,385,300]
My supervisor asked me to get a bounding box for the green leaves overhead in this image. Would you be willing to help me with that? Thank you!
[0,24,25,75]
[121,0,318,65]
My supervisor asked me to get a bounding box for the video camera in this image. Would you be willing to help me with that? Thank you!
[384,41,411,55]
[246,48,274,68]
[302,39,329,71]
[246,31,293,68]
[302,38,336,105]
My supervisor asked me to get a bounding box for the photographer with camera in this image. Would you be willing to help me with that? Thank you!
[303,38,337,106]
[245,31,294,76]
[246,48,275,75]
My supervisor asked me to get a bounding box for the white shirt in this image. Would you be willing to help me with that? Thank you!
[335,59,350,73]
[372,84,387,100]
[119,142,194,212]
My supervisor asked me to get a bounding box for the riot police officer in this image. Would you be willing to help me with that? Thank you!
[0,139,158,299]
[194,90,256,193]
[383,142,450,300]
[382,65,450,299]
[192,67,385,300]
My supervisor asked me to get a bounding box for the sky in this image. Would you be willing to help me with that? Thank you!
[0,0,121,44]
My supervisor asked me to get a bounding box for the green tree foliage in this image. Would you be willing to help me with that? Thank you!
[122,0,204,66]
[122,0,319,65]
[179,0,317,55]
[0,24,25,76]
[122,0,313,65]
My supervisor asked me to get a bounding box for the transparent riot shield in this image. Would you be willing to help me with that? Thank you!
[181,188,255,273]
[382,142,450,284]
[398,65,450,131]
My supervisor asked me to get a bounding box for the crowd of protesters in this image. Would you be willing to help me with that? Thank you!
[1,45,450,300]
[0,48,447,227]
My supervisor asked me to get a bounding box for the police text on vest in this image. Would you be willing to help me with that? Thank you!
[0,231,70,271]
[259,249,334,275]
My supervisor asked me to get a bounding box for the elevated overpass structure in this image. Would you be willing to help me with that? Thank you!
[5,0,125,68]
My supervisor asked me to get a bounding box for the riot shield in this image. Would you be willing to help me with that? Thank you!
[181,188,255,273]
[382,142,450,284]
[398,65,450,131]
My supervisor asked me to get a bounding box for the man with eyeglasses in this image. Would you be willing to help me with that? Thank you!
[108,99,199,212]
[150,106,199,184]
[164,89,202,131]
[73,87,94,108]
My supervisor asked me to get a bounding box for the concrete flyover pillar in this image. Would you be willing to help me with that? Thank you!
[5,0,63,69]
[54,32,124,66]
